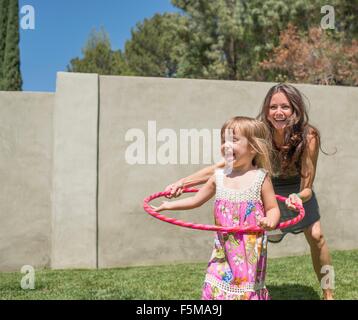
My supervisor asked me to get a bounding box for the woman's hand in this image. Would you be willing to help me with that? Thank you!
[257,216,278,231]
[164,180,185,199]
[285,193,303,212]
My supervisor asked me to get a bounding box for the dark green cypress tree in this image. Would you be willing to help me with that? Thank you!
[0,0,9,85]
[1,0,22,91]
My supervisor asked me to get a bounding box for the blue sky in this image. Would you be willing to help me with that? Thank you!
[19,0,180,92]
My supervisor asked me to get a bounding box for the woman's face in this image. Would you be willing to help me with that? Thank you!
[267,92,293,131]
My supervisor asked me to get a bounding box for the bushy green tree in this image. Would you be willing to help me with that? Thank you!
[66,0,357,86]
[172,0,328,80]
[67,27,130,75]
[323,0,357,38]
[124,13,187,77]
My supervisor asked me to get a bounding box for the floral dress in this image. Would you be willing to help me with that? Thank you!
[201,168,270,300]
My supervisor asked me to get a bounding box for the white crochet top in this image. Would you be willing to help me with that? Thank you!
[215,168,267,203]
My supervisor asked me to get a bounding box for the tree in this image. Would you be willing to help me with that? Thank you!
[66,0,357,85]
[260,24,358,86]
[0,0,9,74]
[329,0,358,39]
[172,0,241,79]
[67,27,130,75]
[124,13,187,77]
[1,0,22,91]
[171,0,356,81]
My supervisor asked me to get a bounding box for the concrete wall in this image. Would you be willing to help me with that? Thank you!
[98,76,358,267]
[51,73,98,269]
[0,91,53,271]
[1,72,357,271]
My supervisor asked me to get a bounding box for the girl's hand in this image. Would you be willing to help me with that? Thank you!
[285,193,303,212]
[151,201,170,212]
[164,181,185,199]
[257,216,278,231]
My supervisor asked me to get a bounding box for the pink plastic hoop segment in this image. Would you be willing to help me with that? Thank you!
[143,188,305,233]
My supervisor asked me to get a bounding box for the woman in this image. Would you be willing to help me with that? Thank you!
[165,83,334,300]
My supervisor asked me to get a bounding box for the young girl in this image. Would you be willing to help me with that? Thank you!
[152,116,280,300]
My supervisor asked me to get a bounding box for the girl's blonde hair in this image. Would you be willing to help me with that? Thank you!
[220,116,274,176]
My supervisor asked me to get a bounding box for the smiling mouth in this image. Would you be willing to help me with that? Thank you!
[224,151,236,160]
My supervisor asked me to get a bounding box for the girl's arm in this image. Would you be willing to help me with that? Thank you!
[165,160,225,198]
[258,175,281,230]
[286,128,319,211]
[153,175,216,212]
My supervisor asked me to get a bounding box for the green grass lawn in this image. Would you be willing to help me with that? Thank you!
[0,250,356,300]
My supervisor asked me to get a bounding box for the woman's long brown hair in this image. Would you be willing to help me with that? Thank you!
[257,83,328,177]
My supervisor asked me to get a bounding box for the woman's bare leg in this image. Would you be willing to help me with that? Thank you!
[304,221,334,300]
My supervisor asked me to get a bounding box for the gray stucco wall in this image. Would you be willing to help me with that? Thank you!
[0,92,53,272]
[51,72,98,269]
[0,72,357,271]
[98,76,358,267]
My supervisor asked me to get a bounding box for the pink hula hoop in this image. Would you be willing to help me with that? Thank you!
[143,188,305,233]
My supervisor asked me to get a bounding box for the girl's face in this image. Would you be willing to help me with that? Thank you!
[267,92,293,131]
[221,129,255,167]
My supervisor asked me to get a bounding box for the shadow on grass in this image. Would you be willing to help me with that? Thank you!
[268,284,321,300]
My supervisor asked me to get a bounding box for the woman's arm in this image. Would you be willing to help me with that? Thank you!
[153,175,216,212]
[299,129,319,202]
[165,160,225,198]
[258,175,281,230]
[285,129,319,211]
